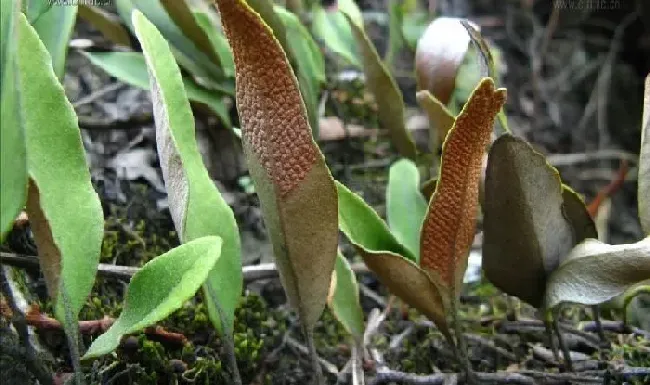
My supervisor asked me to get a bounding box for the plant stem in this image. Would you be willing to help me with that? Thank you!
[221,329,243,385]
[505,296,519,321]
[552,313,573,372]
[304,326,325,385]
[60,290,84,385]
[543,314,561,365]
[351,338,365,385]
[591,305,607,345]
[452,303,476,385]
[204,286,242,385]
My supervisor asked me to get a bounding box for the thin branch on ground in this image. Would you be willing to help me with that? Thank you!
[369,366,650,385]
[464,334,517,361]
[0,252,370,284]
[25,304,187,346]
[581,320,650,339]
[1,269,53,385]
[545,150,637,167]
[72,83,124,108]
[285,334,339,376]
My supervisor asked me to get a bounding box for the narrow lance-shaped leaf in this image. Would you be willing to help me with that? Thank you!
[327,252,364,340]
[16,14,103,380]
[327,252,366,385]
[275,5,326,137]
[310,0,361,67]
[387,159,428,257]
[1,0,26,239]
[116,0,223,81]
[336,181,449,339]
[482,135,574,308]
[639,74,650,234]
[460,20,509,134]
[83,51,233,127]
[193,11,235,77]
[83,236,224,358]
[23,0,51,23]
[215,0,339,331]
[420,78,506,299]
[78,5,132,47]
[31,2,78,79]
[545,237,650,309]
[160,0,223,67]
[384,0,404,71]
[416,90,455,155]
[132,10,242,336]
[17,9,103,328]
[1,0,18,92]
[343,12,417,161]
[337,181,415,262]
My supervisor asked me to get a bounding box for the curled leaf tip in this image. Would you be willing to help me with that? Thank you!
[420,78,506,290]
[215,0,316,196]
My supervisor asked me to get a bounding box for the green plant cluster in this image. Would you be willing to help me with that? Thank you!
[1,1,649,384]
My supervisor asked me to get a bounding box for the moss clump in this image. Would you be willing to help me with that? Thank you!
[75,293,286,384]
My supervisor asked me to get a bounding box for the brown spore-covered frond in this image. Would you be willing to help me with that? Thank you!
[215,0,316,196]
[420,78,506,289]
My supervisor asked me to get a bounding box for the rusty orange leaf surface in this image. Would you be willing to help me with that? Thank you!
[420,78,506,295]
[214,0,338,333]
[216,0,316,197]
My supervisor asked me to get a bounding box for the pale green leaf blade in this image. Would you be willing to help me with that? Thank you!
[336,184,450,338]
[384,0,404,70]
[216,0,339,330]
[337,181,415,262]
[639,74,650,234]
[545,238,650,309]
[83,236,223,358]
[132,10,242,334]
[483,134,574,308]
[328,252,365,340]
[83,51,232,127]
[416,89,455,156]
[386,159,427,258]
[23,0,51,23]
[17,11,103,322]
[401,11,431,50]
[116,0,224,81]
[343,12,417,161]
[1,0,18,91]
[193,11,235,77]
[31,2,78,79]
[160,0,223,67]
[311,4,360,67]
[1,0,27,239]
[78,5,132,47]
